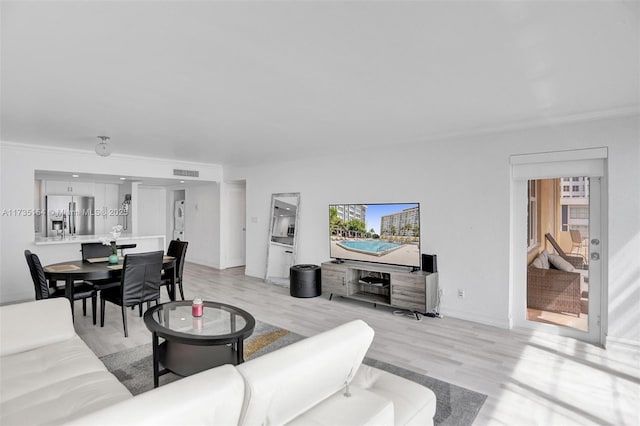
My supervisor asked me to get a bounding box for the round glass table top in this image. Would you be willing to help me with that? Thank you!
[144,300,255,343]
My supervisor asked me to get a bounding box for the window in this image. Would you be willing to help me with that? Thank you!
[570,206,589,219]
[563,185,570,191]
[527,180,538,249]
[572,177,580,181]
[573,185,579,191]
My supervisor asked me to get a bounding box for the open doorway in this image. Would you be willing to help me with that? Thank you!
[526,178,590,331]
[510,148,606,346]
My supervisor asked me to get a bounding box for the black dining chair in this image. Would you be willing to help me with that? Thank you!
[81,242,123,321]
[100,250,164,337]
[161,240,189,300]
[81,241,114,261]
[24,249,97,324]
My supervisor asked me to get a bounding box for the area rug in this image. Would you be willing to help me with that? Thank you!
[100,321,486,426]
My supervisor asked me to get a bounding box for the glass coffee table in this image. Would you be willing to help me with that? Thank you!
[143,300,255,387]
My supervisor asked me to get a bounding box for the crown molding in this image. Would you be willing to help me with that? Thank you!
[400,105,640,146]
[0,141,222,170]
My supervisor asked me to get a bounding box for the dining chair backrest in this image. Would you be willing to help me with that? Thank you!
[569,229,583,244]
[24,249,50,300]
[81,242,113,261]
[120,251,164,306]
[167,240,189,280]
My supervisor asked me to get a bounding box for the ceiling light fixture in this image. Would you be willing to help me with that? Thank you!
[119,177,126,180]
[72,174,79,178]
[95,136,112,157]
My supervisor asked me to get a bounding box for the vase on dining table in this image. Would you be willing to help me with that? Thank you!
[108,254,119,264]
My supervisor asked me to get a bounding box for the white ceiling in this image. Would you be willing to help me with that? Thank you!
[2,1,638,166]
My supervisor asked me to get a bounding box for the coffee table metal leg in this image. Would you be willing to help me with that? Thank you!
[152,332,160,388]
[237,338,244,364]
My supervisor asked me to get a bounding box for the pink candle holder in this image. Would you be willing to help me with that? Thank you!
[192,297,203,317]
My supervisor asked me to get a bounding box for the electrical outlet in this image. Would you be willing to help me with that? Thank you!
[439,288,444,296]
[457,289,465,298]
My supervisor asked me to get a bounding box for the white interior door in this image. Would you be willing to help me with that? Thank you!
[511,150,606,346]
[226,184,246,267]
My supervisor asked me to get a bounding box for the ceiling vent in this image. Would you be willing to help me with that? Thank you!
[173,169,199,178]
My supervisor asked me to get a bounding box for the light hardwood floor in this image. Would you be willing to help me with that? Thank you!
[74,263,640,425]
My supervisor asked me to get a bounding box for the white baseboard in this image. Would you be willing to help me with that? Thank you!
[187,258,220,269]
[244,269,264,280]
[440,307,510,329]
[606,336,640,348]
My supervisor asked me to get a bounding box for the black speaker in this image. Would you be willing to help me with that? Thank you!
[422,254,437,273]
[290,264,322,298]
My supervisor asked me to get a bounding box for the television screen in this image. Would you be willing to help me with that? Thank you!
[329,203,421,268]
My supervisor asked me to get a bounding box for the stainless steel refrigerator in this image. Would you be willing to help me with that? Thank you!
[45,195,95,237]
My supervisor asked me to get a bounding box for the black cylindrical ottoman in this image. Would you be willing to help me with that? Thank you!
[290,264,321,298]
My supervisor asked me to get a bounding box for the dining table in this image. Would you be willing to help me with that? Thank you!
[44,255,177,302]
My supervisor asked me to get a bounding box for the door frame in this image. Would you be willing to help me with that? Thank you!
[220,181,247,269]
[509,148,608,346]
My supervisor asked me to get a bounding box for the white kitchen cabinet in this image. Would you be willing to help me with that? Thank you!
[45,180,94,196]
[104,184,120,230]
[94,183,106,234]
[94,183,121,234]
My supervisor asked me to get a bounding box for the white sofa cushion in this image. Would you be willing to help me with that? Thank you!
[548,253,576,272]
[531,256,544,269]
[0,298,76,356]
[0,334,131,425]
[1,370,132,426]
[351,364,437,426]
[68,365,246,426]
[236,320,374,426]
[536,251,550,269]
[0,335,117,401]
[287,386,394,426]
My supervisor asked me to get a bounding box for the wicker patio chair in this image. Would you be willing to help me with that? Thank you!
[527,265,581,315]
[544,233,585,270]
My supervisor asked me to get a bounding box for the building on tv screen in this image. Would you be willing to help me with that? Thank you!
[329,203,420,267]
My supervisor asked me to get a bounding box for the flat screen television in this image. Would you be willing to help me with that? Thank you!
[329,203,421,268]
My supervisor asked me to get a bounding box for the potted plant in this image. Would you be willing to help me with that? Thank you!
[100,225,123,264]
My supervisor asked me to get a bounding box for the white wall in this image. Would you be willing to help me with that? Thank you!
[225,115,640,345]
[184,183,220,269]
[0,142,223,303]
[137,186,167,236]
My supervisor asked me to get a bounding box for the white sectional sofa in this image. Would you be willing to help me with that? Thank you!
[0,298,436,425]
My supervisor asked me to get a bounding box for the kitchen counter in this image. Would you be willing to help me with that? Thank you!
[31,234,167,266]
[34,234,165,246]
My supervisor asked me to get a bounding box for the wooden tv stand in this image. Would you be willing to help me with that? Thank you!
[321,261,438,318]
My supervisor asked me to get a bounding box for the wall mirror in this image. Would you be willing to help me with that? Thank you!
[265,192,300,286]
